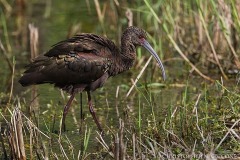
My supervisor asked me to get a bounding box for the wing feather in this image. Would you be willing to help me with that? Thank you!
[19,33,115,87]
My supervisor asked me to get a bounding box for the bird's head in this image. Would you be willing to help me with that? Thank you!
[123,26,166,80]
[124,26,148,46]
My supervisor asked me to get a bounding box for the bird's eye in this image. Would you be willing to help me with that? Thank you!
[138,35,144,39]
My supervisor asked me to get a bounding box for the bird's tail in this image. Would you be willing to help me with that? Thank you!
[19,72,46,86]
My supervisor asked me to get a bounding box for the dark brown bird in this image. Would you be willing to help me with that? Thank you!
[19,26,166,132]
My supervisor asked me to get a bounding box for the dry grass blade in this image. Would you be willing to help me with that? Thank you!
[70,106,80,129]
[94,0,106,24]
[126,56,152,97]
[8,57,15,105]
[230,129,240,140]
[118,119,126,160]
[28,23,39,110]
[9,108,26,160]
[114,133,119,160]
[193,94,206,144]
[125,9,133,27]
[96,132,114,158]
[132,133,136,159]
[97,119,127,159]
[21,114,50,139]
[166,31,214,82]
[214,118,240,151]
[163,121,189,150]
[197,3,228,80]
[142,134,167,157]
[28,24,39,58]
[58,139,69,160]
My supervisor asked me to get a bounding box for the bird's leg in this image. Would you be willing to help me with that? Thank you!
[80,93,83,120]
[62,91,76,131]
[87,91,103,133]
[79,92,84,132]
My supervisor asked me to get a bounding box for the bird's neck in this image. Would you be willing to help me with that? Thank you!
[120,40,136,67]
[110,37,136,76]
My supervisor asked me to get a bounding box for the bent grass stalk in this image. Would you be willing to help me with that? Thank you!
[210,0,239,64]
[8,56,15,105]
[144,0,215,82]
[196,0,228,79]
[0,9,11,53]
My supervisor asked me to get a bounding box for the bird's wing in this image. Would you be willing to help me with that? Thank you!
[21,34,116,86]
[44,34,116,57]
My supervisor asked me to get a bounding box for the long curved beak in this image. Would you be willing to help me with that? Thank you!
[142,39,166,81]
